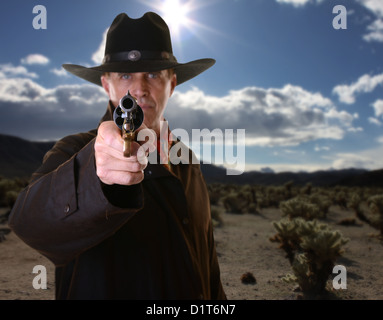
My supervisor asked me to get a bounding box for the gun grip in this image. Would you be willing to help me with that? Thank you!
[123,132,135,157]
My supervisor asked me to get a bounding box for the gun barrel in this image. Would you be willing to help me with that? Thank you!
[119,93,137,113]
[114,92,144,129]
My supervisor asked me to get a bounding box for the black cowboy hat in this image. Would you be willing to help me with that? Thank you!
[62,12,215,86]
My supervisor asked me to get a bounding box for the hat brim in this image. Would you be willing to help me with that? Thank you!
[62,58,215,87]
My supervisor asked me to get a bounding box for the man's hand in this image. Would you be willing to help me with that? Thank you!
[95,121,153,185]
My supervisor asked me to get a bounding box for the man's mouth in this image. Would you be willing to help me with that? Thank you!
[139,104,153,111]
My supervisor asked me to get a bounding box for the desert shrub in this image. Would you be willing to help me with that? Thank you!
[367,194,383,235]
[301,182,312,195]
[242,184,257,203]
[0,178,27,207]
[237,185,260,214]
[348,192,361,212]
[308,193,331,218]
[271,218,349,297]
[270,218,303,264]
[210,205,224,228]
[4,190,19,209]
[332,189,348,209]
[257,194,270,209]
[222,192,249,214]
[220,183,262,214]
[280,196,325,220]
[207,183,224,206]
[246,203,258,214]
[283,180,294,199]
[257,185,290,209]
[347,192,370,224]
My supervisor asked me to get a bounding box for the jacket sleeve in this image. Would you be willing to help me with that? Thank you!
[8,134,144,266]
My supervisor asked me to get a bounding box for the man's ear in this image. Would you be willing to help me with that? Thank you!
[101,74,110,95]
[169,73,177,97]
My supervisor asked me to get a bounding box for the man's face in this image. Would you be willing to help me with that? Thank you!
[101,70,177,135]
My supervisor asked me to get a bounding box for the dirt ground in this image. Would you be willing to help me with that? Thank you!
[0,206,382,300]
[214,207,383,300]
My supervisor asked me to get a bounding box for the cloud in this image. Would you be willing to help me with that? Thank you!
[275,0,323,7]
[331,147,383,170]
[165,84,355,147]
[372,99,383,117]
[0,69,356,148]
[0,63,38,79]
[246,142,383,172]
[368,117,381,125]
[332,73,383,104]
[363,18,383,42]
[21,54,50,65]
[369,99,383,126]
[356,0,383,42]
[91,28,108,65]
[0,76,107,140]
[314,145,330,152]
[275,0,383,43]
[50,67,70,77]
[359,0,383,16]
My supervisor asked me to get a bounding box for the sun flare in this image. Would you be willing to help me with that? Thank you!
[141,0,218,54]
[142,0,194,37]
[161,0,191,35]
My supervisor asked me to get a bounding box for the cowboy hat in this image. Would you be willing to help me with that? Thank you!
[62,12,215,86]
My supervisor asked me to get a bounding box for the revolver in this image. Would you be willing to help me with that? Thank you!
[113,91,144,157]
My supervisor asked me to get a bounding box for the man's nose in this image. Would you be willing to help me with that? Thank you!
[129,76,148,98]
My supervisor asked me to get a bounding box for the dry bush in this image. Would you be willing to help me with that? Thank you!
[0,177,28,208]
[279,196,325,220]
[271,218,349,297]
[210,205,224,228]
[367,194,383,235]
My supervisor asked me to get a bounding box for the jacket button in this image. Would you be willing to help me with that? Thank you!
[64,204,70,214]
[182,217,189,225]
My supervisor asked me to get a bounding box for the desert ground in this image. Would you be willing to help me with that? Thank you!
[1,205,383,300]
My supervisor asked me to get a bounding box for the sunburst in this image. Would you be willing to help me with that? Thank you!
[141,0,197,37]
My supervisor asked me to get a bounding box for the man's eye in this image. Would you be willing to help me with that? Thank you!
[147,73,158,79]
[121,74,131,80]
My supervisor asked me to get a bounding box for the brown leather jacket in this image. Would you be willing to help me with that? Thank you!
[8,103,226,300]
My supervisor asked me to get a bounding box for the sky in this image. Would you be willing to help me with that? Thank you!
[0,0,383,173]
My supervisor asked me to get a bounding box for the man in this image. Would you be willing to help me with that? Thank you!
[8,12,226,300]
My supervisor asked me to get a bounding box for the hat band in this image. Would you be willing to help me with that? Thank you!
[103,50,177,64]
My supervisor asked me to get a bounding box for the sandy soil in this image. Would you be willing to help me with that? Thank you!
[1,206,382,300]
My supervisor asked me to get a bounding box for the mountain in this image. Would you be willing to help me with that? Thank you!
[0,133,381,187]
[334,168,383,188]
[0,134,55,178]
[200,163,374,187]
